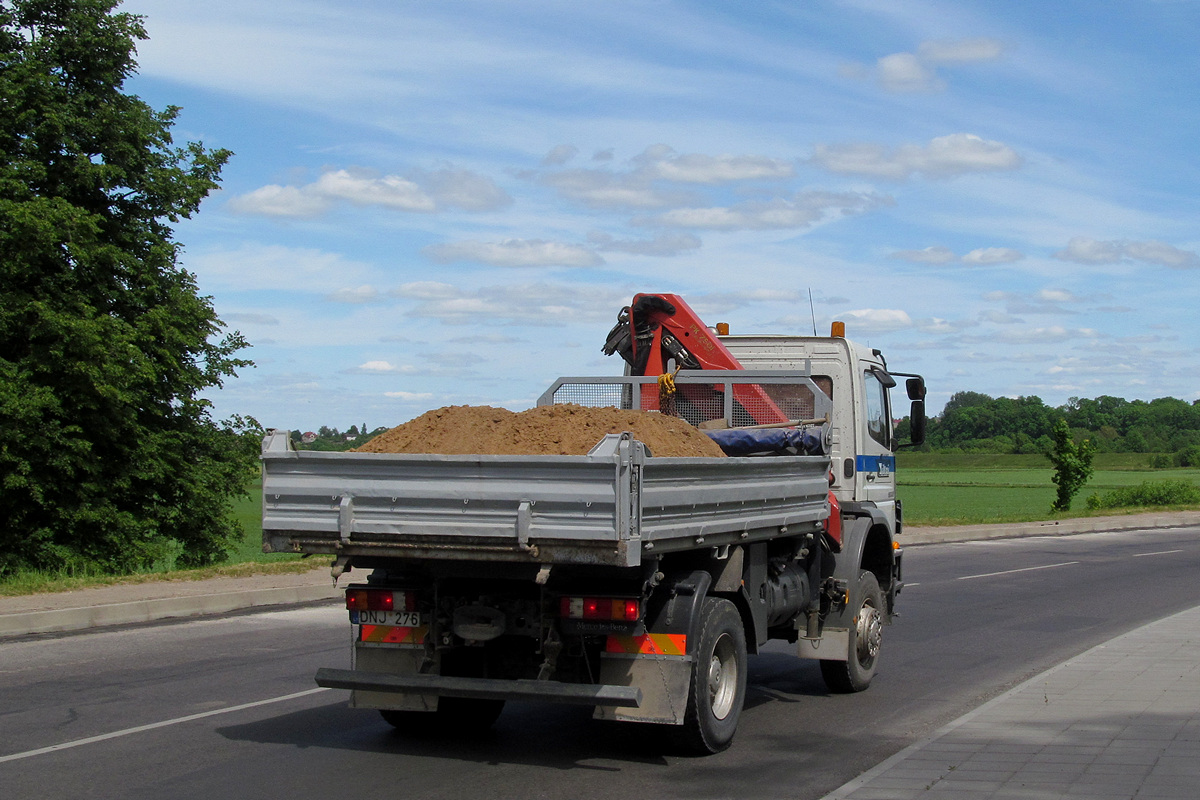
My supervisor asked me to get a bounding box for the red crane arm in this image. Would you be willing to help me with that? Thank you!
[610,293,788,425]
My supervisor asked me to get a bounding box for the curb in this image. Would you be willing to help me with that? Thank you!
[0,584,343,638]
[902,510,1200,545]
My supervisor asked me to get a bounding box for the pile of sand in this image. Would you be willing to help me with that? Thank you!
[353,404,726,458]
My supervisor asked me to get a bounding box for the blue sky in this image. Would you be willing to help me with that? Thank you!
[121,0,1200,431]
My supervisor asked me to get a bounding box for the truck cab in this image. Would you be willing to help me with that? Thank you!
[720,329,925,532]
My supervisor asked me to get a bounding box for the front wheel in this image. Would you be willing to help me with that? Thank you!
[677,597,747,754]
[820,570,884,694]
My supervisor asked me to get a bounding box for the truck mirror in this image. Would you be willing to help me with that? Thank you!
[909,400,927,446]
[906,377,926,401]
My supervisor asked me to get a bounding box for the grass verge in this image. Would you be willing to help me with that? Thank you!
[0,481,318,598]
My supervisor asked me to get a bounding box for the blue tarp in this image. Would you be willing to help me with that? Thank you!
[704,427,825,456]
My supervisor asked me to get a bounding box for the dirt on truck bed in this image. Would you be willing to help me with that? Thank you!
[354,403,726,458]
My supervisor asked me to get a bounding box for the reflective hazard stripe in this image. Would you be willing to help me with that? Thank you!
[358,625,428,645]
[605,633,687,655]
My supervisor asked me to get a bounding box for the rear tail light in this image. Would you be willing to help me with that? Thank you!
[345,588,414,612]
[559,596,640,621]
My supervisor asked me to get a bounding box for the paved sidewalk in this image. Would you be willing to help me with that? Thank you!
[821,604,1200,800]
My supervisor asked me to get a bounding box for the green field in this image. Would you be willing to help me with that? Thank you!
[897,455,1200,526]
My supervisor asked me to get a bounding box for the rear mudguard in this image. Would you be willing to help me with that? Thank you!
[594,570,711,725]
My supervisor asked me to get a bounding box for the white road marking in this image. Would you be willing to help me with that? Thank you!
[0,687,330,764]
[1133,549,1185,557]
[957,561,1079,581]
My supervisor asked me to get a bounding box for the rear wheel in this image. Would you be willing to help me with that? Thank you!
[677,597,747,754]
[820,570,884,694]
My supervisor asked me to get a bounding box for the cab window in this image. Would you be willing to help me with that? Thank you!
[863,370,890,448]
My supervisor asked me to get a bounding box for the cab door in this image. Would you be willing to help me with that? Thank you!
[856,367,896,529]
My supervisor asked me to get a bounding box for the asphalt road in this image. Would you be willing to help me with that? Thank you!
[3,525,1200,800]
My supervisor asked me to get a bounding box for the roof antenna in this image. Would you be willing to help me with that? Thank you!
[808,288,817,336]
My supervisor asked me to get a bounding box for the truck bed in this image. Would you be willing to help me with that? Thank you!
[261,430,830,568]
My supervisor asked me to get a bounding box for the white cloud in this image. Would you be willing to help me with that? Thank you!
[979,310,1023,325]
[985,289,1082,315]
[990,326,1102,344]
[1053,237,1200,269]
[646,152,795,184]
[810,133,1022,180]
[542,144,579,165]
[839,308,914,333]
[184,244,377,293]
[223,312,280,325]
[890,245,1022,267]
[915,316,977,334]
[962,247,1024,265]
[918,38,1006,64]
[423,239,603,268]
[228,166,510,218]
[413,168,514,211]
[538,145,794,210]
[313,169,435,211]
[641,191,891,231]
[326,285,380,304]
[876,52,943,93]
[541,168,687,209]
[227,184,331,218]
[1051,237,1124,264]
[398,283,629,326]
[889,246,957,264]
[1037,288,1081,303]
[351,360,419,374]
[391,281,463,300]
[848,37,1006,94]
[588,231,702,256]
[385,390,435,400]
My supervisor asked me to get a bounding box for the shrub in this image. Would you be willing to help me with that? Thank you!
[1047,420,1094,512]
[1176,445,1200,468]
[1085,480,1200,510]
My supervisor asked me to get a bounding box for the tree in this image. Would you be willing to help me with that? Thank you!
[1046,420,1094,513]
[0,0,255,574]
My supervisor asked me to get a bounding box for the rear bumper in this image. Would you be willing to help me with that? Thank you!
[315,667,643,708]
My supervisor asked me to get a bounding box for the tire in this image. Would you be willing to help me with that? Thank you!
[820,570,884,694]
[677,597,748,754]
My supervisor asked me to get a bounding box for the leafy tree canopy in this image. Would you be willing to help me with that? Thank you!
[923,391,1200,457]
[0,0,256,574]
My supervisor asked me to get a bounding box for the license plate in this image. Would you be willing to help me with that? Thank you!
[350,610,422,626]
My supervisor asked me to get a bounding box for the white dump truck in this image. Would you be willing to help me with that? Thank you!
[261,293,926,753]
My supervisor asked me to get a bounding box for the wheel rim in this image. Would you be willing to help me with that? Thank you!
[708,632,739,720]
[855,599,882,668]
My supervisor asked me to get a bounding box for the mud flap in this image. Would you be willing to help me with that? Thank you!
[593,653,691,724]
[796,628,849,661]
[350,647,437,712]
